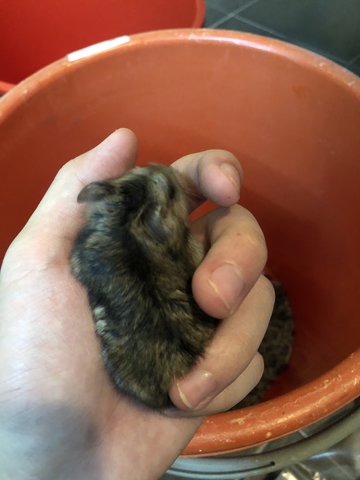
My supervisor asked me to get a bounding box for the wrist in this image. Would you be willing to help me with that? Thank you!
[0,401,100,480]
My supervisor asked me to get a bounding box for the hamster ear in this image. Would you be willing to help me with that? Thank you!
[77,181,116,203]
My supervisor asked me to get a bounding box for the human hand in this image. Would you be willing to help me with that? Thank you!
[0,129,274,480]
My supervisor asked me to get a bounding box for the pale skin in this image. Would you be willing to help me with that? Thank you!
[0,129,274,480]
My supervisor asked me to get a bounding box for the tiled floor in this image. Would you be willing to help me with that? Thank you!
[205,0,360,76]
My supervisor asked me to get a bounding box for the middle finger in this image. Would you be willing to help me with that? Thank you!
[192,204,268,320]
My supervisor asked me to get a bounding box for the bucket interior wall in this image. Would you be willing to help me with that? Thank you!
[1,34,359,398]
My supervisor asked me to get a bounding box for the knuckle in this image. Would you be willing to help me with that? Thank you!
[238,338,256,366]
[53,163,70,185]
[223,329,258,370]
[54,159,77,184]
[201,149,239,164]
[226,205,267,256]
[253,352,265,374]
[238,228,268,265]
[257,275,276,308]
[249,353,265,387]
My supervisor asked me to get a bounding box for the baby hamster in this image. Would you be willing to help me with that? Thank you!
[71,164,217,409]
[235,277,294,408]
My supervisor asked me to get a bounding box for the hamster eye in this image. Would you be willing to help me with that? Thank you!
[168,183,176,201]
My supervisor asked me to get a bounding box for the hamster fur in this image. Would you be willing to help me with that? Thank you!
[70,164,216,409]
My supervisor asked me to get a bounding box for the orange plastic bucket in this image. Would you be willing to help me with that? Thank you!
[0,29,359,456]
[0,0,204,84]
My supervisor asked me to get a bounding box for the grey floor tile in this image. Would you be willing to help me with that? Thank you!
[206,0,260,15]
[237,0,360,63]
[205,5,227,26]
[209,15,284,40]
[347,58,360,76]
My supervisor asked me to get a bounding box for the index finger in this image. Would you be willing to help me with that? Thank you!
[172,150,243,210]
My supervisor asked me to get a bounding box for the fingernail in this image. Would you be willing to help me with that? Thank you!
[176,369,217,410]
[220,163,240,191]
[208,263,243,314]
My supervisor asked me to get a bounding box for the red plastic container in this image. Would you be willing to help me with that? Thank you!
[0,0,204,84]
[0,80,13,95]
[0,29,359,456]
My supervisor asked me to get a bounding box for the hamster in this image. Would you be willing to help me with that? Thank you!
[235,277,294,408]
[70,164,217,409]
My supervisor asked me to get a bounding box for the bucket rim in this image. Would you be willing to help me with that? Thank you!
[183,351,360,456]
[1,28,360,116]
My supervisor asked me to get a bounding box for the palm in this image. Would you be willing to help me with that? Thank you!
[0,240,201,478]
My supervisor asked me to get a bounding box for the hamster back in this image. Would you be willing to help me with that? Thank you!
[71,165,216,409]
